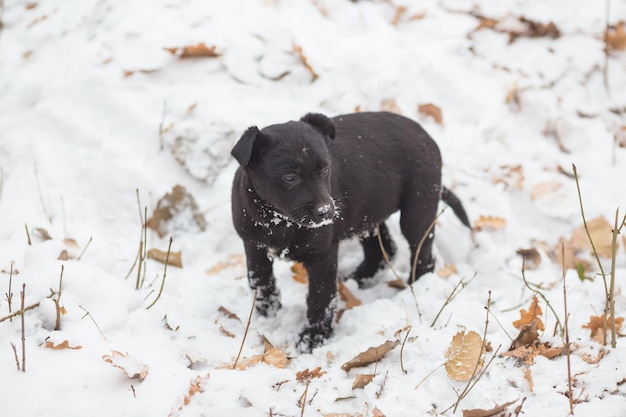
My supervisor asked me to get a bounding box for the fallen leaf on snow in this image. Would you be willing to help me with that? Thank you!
[437,264,458,278]
[474,215,506,232]
[147,185,206,238]
[509,318,541,350]
[292,262,308,284]
[380,98,402,115]
[530,180,562,201]
[418,103,443,124]
[296,367,326,382]
[445,331,484,381]
[569,216,615,258]
[583,315,624,344]
[208,254,244,275]
[386,278,407,289]
[218,305,241,322]
[352,373,375,389]
[292,43,319,82]
[341,340,400,372]
[516,248,541,269]
[147,248,183,268]
[218,323,235,338]
[462,399,517,417]
[578,349,606,364]
[103,350,149,382]
[338,282,362,309]
[606,21,626,51]
[524,368,534,391]
[512,295,544,331]
[491,164,524,189]
[164,43,221,58]
[44,340,82,350]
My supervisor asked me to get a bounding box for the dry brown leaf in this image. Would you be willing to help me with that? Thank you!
[372,407,386,417]
[491,164,524,189]
[505,82,521,111]
[569,216,614,258]
[501,346,537,365]
[341,340,400,372]
[147,185,206,238]
[123,68,160,78]
[616,126,626,149]
[386,278,407,289]
[164,43,221,59]
[338,282,362,310]
[352,373,375,389]
[230,354,264,370]
[445,331,484,381]
[218,323,235,338]
[437,264,458,278]
[513,295,544,331]
[606,21,626,51]
[474,215,506,232]
[380,98,402,115]
[296,367,326,382]
[579,349,606,364]
[181,373,210,408]
[531,180,562,201]
[292,262,308,284]
[208,254,245,275]
[218,305,241,322]
[292,43,319,82]
[516,248,541,269]
[147,248,183,268]
[264,347,289,368]
[44,340,81,350]
[390,6,407,26]
[102,350,149,382]
[35,227,52,240]
[418,103,443,124]
[524,368,534,392]
[462,400,517,417]
[583,315,624,344]
[509,318,541,350]
[472,15,560,43]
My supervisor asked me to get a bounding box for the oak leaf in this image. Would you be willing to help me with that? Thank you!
[164,43,221,58]
[352,373,375,389]
[296,367,326,382]
[474,215,506,232]
[512,295,544,331]
[462,399,517,417]
[338,282,362,309]
[44,340,81,350]
[147,248,183,268]
[418,103,443,124]
[341,340,400,372]
[445,331,484,381]
[102,350,149,382]
[292,262,308,284]
[569,216,614,258]
[583,315,624,344]
[606,21,626,51]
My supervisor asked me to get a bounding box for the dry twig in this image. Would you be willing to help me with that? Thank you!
[233,291,257,370]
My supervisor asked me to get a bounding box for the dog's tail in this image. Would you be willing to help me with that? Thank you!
[442,187,472,230]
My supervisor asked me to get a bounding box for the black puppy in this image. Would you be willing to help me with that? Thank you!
[231,111,470,352]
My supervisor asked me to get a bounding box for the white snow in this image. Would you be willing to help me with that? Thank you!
[1,1,625,416]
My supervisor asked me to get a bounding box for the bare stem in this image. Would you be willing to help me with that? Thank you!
[400,328,411,374]
[521,259,563,336]
[146,237,173,310]
[572,164,609,345]
[79,305,107,341]
[430,273,476,328]
[53,265,64,331]
[10,342,20,371]
[562,247,574,415]
[609,209,624,348]
[20,283,26,372]
[25,223,32,246]
[77,236,93,261]
[5,262,14,320]
[411,207,447,284]
[233,291,257,370]
[0,302,40,323]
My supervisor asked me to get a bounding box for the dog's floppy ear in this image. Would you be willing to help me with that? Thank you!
[231,126,267,167]
[301,113,336,140]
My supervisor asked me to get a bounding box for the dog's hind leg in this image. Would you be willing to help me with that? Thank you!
[400,188,439,284]
[347,222,396,287]
[243,242,281,317]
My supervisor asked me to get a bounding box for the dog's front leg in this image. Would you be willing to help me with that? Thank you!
[243,242,281,317]
[296,245,339,353]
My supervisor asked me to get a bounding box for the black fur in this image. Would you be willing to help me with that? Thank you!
[231,111,471,352]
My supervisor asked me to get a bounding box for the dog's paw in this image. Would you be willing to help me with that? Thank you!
[254,288,282,317]
[296,324,332,353]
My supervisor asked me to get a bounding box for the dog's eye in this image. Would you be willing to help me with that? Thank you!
[282,174,298,184]
[321,167,330,178]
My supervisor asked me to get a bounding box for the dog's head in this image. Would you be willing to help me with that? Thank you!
[232,113,336,228]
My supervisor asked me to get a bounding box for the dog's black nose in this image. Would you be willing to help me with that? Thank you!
[315,204,333,220]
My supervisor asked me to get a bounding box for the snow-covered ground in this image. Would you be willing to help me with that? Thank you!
[1,1,625,416]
